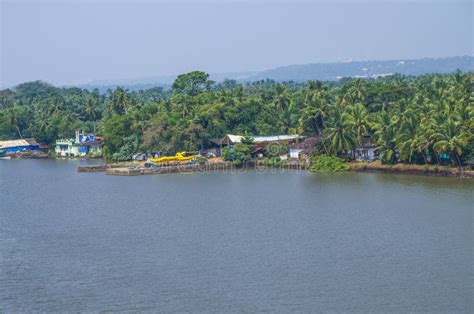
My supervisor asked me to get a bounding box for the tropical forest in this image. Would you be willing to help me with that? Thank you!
[0,71,472,166]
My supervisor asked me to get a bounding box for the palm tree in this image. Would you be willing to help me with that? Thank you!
[274,84,290,113]
[348,103,369,145]
[7,107,23,139]
[324,104,356,157]
[433,119,468,167]
[371,111,397,164]
[36,113,49,133]
[345,79,367,104]
[273,84,291,132]
[48,100,64,115]
[110,87,130,115]
[82,98,99,121]
[397,115,425,163]
[300,93,328,134]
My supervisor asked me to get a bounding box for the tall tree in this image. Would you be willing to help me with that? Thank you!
[172,71,214,96]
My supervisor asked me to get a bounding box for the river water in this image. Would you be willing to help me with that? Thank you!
[0,159,472,312]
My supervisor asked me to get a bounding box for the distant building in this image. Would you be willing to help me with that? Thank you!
[0,138,40,153]
[288,137,323,160]
[221,134,300,146]
[250,142,271,158]
[351,136,378,161]
[201,138,223,157]
[55,129,103,157]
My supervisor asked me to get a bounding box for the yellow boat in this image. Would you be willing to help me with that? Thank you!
[148,151,196,163]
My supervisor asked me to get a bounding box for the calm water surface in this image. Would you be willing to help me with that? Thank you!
[1,159,472,312]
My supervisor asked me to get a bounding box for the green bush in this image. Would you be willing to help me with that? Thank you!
[222,141,254,165]
[264,143,288,158]
[196,155,207,165]
[260,156,282,166]
[111,135,139,161]
[309,155,348,172]
[88,150,102,159]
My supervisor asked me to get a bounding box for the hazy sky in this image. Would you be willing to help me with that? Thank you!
[1,0,472,87]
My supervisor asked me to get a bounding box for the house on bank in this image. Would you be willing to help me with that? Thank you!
[350,136,379,161]
[222,134,301,159]
[288,136,324,160]
[200,138,224,157]
[201,134,301,158]
[221,134,300,146]
[55,129,103,157]
[0,138,40,153]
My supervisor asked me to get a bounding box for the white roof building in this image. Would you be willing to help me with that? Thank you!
[221,134,300,145]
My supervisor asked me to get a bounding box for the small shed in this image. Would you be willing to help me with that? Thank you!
[201,138,223,157]
[250,142,271,158]
[352,136,378,161]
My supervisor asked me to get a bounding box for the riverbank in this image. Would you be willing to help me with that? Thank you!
[76,159,473,178]
[1,151,49,159]
[105,162,233,176]
[348,161,474,178]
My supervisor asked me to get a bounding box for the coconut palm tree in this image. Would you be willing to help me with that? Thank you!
[348,103,369,145]
[82,98,99,121]
[6,107,24,139]
[324,104,356,157]
[47,100,64,115]
[109,87,130,115]
[345,79,367,104]
[273,84,291,132]
[433,118,468,167]
[371,111,398,164]
[274,84,290,113]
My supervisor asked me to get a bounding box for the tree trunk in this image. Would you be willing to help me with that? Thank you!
[452,151,462,168]
[433,150,440,165]
[315,125,329,155]
[15,125,23,139]
[422,152,428,165]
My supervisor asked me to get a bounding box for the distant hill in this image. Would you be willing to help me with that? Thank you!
[244,56,474,82]
[73,56,473,91]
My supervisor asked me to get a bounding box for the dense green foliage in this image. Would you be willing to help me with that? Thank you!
[309,155,348,172]
[260,156,288,167]
[222,139,255,166]
[1,71,472,165]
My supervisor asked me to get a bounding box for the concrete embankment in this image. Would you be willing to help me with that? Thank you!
[77,164,109,172]
[104,162,234,176]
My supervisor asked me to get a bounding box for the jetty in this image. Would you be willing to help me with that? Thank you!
[77,164,109,172]
[105,162,233,176]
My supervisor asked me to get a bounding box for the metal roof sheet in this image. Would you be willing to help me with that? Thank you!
[0,139,31,149]
[223,134,300,144]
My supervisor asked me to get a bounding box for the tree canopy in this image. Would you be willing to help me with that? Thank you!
[1,71,472,166]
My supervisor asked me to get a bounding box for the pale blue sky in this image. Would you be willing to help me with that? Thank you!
[1,0,472,87]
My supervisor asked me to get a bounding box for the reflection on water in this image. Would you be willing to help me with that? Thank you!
[0,159,472,312]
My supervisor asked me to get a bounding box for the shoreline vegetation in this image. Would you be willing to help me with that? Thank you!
[2,71,473,173]
[76,158,474,178]
[347,160,473,178]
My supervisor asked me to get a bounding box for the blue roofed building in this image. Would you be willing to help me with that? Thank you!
[55,129,103,157]
[0,138,40,153]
